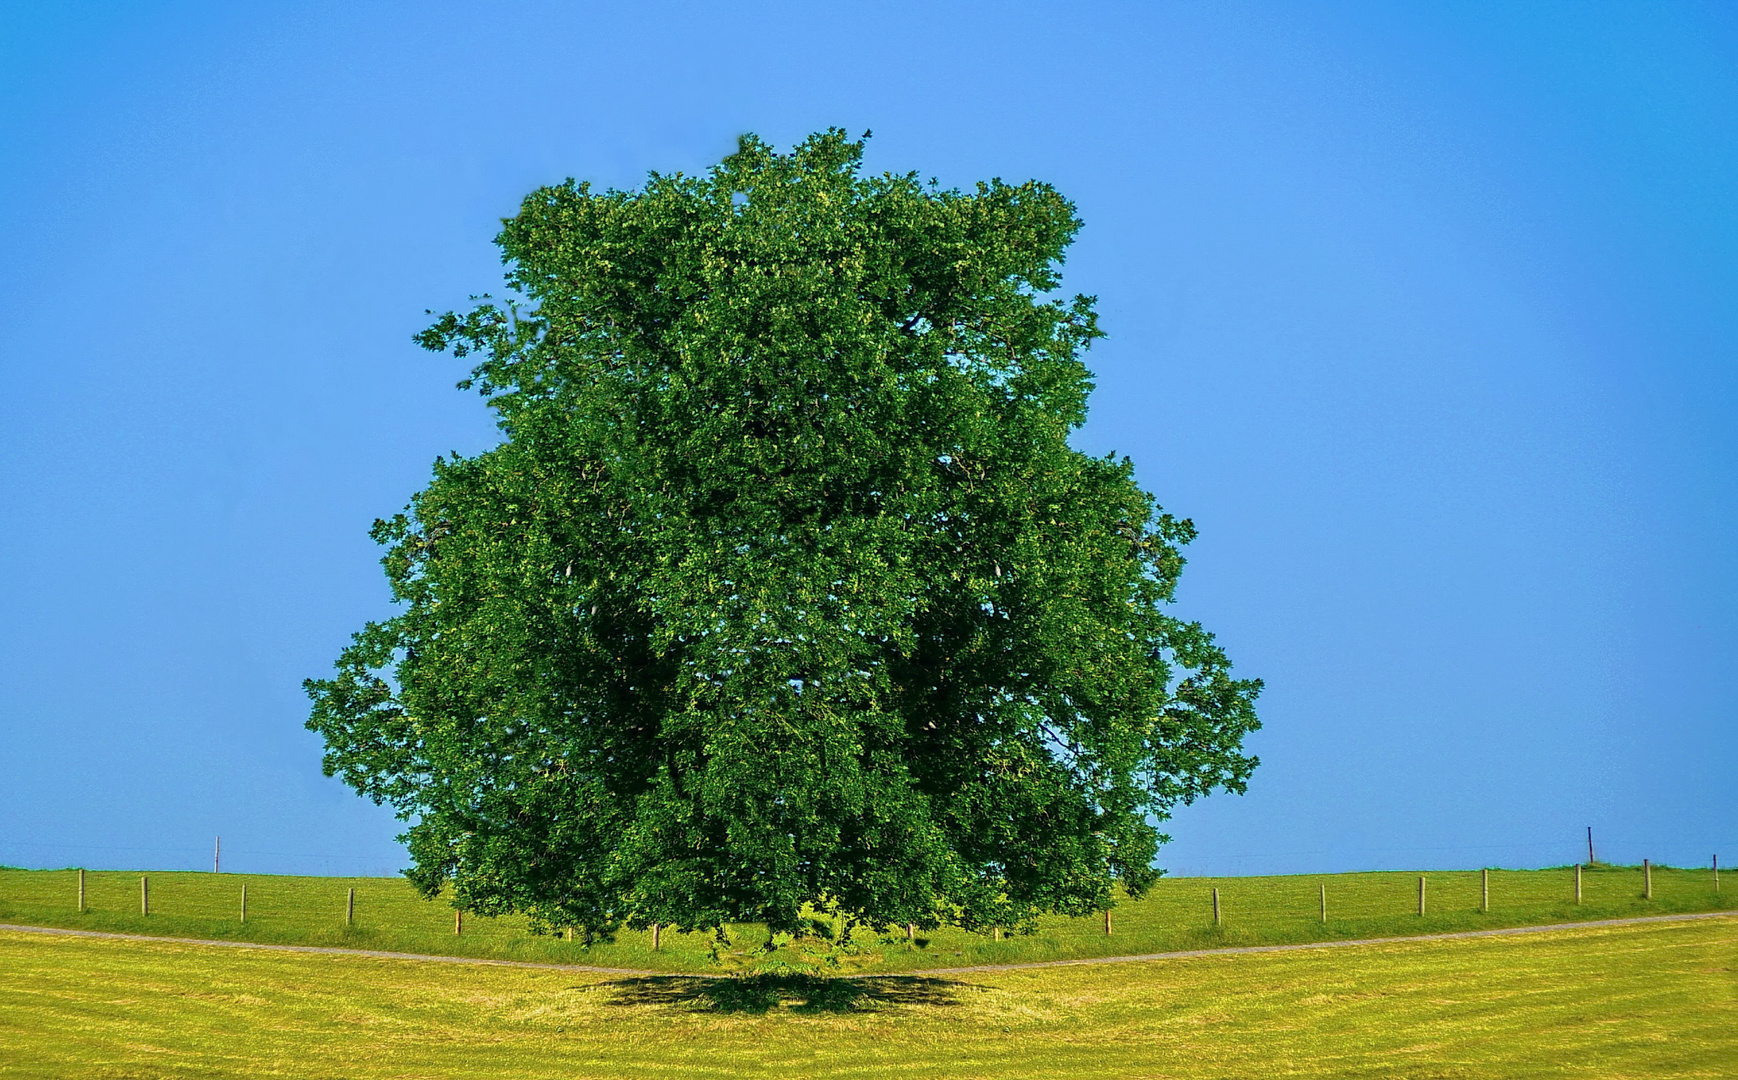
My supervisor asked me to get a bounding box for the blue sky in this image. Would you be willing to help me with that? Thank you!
[2,1,1732,878]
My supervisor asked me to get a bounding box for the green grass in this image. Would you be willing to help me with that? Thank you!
[1,915,1733,1077]
[1,863,1728,974]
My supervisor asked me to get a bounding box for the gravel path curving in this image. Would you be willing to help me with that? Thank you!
[2,910,1730,979]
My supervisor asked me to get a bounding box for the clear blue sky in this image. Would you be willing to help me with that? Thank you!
[2,1,1733,878]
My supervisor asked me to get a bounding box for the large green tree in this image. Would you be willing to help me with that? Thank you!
[306,130,1260,942]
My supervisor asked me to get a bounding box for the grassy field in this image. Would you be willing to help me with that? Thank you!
[1,915,1733,1077]
[0,863,1729,974]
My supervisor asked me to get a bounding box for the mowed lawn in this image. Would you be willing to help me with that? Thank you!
[1,864,1729,973]
[1,917,1733,1078]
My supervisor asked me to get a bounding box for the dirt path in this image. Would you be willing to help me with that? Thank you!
[911,910,1736,974]
[1,911,1730,979]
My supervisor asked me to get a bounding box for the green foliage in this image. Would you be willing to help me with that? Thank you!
[304,130,1261,940]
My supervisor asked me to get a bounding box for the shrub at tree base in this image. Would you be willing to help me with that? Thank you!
[305,130,1261,945]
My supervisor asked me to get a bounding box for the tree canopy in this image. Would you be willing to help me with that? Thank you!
[305,130,1261,942]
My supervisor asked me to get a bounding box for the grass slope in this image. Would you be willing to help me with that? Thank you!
[0,864,1728,974]
[2,917,1734,1078]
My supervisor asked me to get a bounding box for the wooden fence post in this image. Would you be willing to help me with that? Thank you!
[1319,882,1326,924]
[653,923,662,950]
[1575,863,1582,904]
[1481,868,1489,913]
[346,887,355,926]
[241,883,247,924]
[1644,859,1652,900]
[455,910,462,936]
[77,869,85,913]
[1104,908,1112,936]
[1212,887,1221,926]
[1715,854,1720,894]
[141,876,149,916]
[1417,875,1426,916]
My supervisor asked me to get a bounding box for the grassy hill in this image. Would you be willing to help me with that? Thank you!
[2,914,1732,1077]
[1,862,1727,974]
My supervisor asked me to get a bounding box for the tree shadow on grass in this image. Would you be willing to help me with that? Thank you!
[602,973,971,1014]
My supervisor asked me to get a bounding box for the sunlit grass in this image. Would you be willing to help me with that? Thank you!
[1,915,1732,1077]
[1,862,1728,974]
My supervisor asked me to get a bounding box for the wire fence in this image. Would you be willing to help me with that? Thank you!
[1,861,1727,976]
[4,834,1731,882]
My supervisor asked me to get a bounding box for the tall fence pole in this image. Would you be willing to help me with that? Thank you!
[1644,859,1652,900]
[141,876,149,916]
[214,836,220,874]
[1319,883,1326,924]
[1212,887,1221,926]
[77,869,85,913]
[1104,908,1112,936]
[346,887,355,926]
[1417,875,1426,916]
[1575,863,1582,904]
[653,923,662,950]
[1715,855,1720,894]
[1481,868,1489,913]
[455,910,463,936]
[240,883,247,924]
[1587,826,1595,865]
